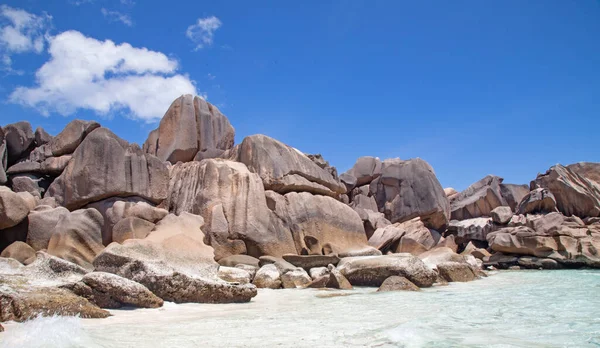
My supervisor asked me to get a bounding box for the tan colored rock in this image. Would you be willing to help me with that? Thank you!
[0,186,32,230]
[450,175,507,220]
[370,158,449,230]
[369,218,440,255]
[337,254,437,287]
[309,267,329,280]
[50,119,100,156]
[436,262,478,282]
[0,127,7,185]
[326,264,352,290]
[4,121,35,164]
[532,164,600,218]
[346,156,382,187]
[447,217,496,242]
[567,162,600,185]
[218,266,252,284]
[47,128,169,210]
[232,134,345,197]
[111,217,155,244]
[444,187,458,198]
[461,242,491,260]
[282,254,340,270]
[143,95,235,164]
[517,188,557,215]
[252,264,281,289]
[47,208,105,269]
[377,276,420,292]
[499,184,530,211]
[281,268,312,288]
[0,241,36,265]
[218,255,260,268]
[26,206,71,251]
[491,206,513,224]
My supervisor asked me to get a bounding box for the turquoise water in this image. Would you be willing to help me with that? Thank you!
[2,270,600,348]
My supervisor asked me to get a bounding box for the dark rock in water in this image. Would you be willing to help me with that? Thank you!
[307,275,329,288]
[517,256,560,269]
[436,262,478,282]
[370,158,449,230]
[67,271,164,309]
[337,254,437,288]
[377,276,420,292]
[282,254,340,270]
[143,95,235,164]
[326,264,352,290]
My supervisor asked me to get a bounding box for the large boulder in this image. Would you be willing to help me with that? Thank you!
[377,276,420,292]
[0,186,32,230]
[450,175,507,220]
[517,188,557,215]
[282,254,340,270]
[532,164,600,218]
[93,212,257,303]
[47,208,105,269]
[47,128,169,210]
[163,159,296,259]
[111,217,155,244]
[567,162,600,185]
[34,126,52,146]
[8,173,51,198]
[50,119,100,156]
[26,205,71,250]
[267,191,370,257]
[370,158,449,230]
[218,254,260,268]
[69,271,164,309]
[231,134,345,197]
[3,121,35,164]
[280,267,312,288]
[143,95,235,164]
[336,254,437,287]
[345,156,382,187]
[447,217,496,243]
[0,241,36,265]
[491,206,513,225]
[368,218,440,255]
[499,184,530,211]
[418,247,479,282]
[218,266,252,284]
[252,264,281,289]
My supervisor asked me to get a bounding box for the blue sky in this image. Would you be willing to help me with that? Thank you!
[1,0,599,191]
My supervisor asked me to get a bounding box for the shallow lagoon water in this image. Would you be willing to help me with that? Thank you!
[2,270,600,348]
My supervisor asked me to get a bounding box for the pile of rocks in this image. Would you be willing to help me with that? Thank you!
[1,93,599,322]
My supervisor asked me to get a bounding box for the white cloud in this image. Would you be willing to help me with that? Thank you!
[0,5,51,71]
[101,8,133,27]
[10,30,197,121]
[186,16,221,50]
[120,0,136,6]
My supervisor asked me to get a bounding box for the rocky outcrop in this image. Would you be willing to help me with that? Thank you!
[280,268,312,288]
[3,121,35,165]
[450,175,507,220]
[164,159,296,259]
[447,217,496,242]
[50,120,100,156]
[370,158,449,230]
[487,213,600,267]
[377,276,420,292]
[218,266,253,284]
[253,264,281,289]
[143,95,235,164]
[337,254,437,287]
[69,271,163,309]
[282,254,340,270]
[326,264,352,290]
[532,164,600,218]
[26,205,70,250]
[345,156,382,187]
[218,255,260,268]
[368,218,441,255]
[491,206,513,224]
[418,247,480,282]
[516,188,557,215]
[47,128,169,210]
[567,162,600,185]
[0,127,7,185]
[47,208,105,269]
[499,184,529,211]
[93,212,257,303]
[232,134,345,197]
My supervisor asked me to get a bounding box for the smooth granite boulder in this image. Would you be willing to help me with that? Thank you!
[450,175,507,220]
[50,119,100,156]
[377,276,420,292]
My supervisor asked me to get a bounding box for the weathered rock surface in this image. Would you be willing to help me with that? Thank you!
[93,212,257,303]
[450,175,507,220]
[337,254,437,287]
[8,173,50,198]
[349,184,378,212]
[326,264,352,290]
[346,156,382,187]
[419,247,480,282]
[47,208,105,269]
[0,241,36,265]
[491,206,513,224]
[70,271,163,309]
[447,217,496,242]
[532,164,600,218]
[567,162,600,185]
[309,267,329,280]
[50,120,100,156]
[34,126,52,146]
[500,184,530,211]
[370,158,449,230]
[282,254,340,270]
[4,121,35,165]
[377,276,420,292]
[369,218,441,255]
[143,95,235,164]
[517,188,557,215]
[0,186,32,230]
[0,127,7,185]
[281,267,312,288]
[164,159,296,259]
[218,255,260,268]
[218,266,252,284]
[252,264,281,289]
[444,187,458,198]
[47,128,169,210]
[232,134,345,197]
[111,217,155,244]
[26,205,70,250]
